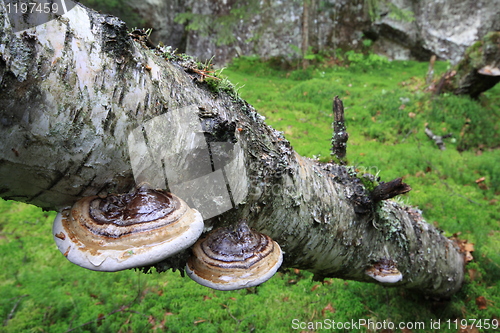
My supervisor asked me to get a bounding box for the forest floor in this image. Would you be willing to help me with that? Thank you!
[1,55,499,332]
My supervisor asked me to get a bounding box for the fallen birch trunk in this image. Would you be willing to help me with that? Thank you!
[0,2,465,297]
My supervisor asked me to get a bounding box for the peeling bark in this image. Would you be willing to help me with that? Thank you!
[0,2,465,297]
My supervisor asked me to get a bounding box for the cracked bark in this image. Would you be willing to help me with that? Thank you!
[0,2,464,297]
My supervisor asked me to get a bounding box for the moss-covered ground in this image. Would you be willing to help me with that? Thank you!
[1,56,499,332]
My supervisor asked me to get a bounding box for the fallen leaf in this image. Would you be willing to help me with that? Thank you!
[97,313,105,325]
[450,236,474,263]
[321,303,335,317]
[478,182,489,190]
[415,171,426,178]
[475,296,488,310]
[464,242,475,252]
[311,284,320,292]
[152,319,166,331]
[467,269,479,281]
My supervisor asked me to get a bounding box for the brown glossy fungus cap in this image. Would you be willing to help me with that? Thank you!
[53,188,204,271]
[186,221,283,290]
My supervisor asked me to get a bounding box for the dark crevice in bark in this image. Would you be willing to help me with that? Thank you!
[30,164,72,203]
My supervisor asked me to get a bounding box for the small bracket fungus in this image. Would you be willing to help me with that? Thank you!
[53,188,204,272]
[365,258,403,283]
[186,221,283,291]
[477,65,500,76]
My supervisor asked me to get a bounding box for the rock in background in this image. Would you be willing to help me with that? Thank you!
[128,0,189,52]
[127,0,500,65]
[370,0,500,64]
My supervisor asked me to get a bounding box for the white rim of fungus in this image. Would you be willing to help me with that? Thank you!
[53,208,204,272]
[366,270,403,283]
[186,241,283,291]
[365,265,403,284]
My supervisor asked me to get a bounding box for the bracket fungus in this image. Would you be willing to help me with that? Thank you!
[365,258,403,283]
[53,188,204,272]
[477,65,500,76]
[186,221,283,290]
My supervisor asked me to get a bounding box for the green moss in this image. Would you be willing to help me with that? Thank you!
[1,56,499,332]
[461,31,500,70]
[205,74,243,99]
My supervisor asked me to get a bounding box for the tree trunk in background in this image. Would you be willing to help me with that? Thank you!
[0,2,465,297]
[301,0,310,69]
